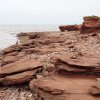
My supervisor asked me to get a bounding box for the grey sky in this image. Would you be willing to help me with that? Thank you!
[0,0,99,25]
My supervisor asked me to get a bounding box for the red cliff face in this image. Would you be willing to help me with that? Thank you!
[81,16,100,33]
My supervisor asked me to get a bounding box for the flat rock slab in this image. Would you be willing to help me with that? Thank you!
[0,70,38,86]
[54,55,100,68]
[52,55,100,75]
[3,56,17,63]
[0,58,43,77]
[29,74,99,100]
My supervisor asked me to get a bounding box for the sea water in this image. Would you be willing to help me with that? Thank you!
[0,25,58,49]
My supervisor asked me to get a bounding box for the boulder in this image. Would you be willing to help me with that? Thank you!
[81,16,100,34]
[46,64,55,72]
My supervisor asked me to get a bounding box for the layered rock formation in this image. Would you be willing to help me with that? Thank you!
[59,25,81,32]
[30,75,98,100]
[0,16,100,100]
[59,16,100,34]
[81,16,100,34]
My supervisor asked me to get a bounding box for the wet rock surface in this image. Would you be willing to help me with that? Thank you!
[0,16,100,100]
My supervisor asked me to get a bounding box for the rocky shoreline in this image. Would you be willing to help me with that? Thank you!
[0,16,100,100]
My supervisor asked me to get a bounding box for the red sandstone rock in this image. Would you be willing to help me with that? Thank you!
[0,28,100,99]
[3,56,18,64]
[29,74,98,100]
[5,51,18,56]
[0,70,37,86]
[90,79,100,95]
[0,58,43,77]
[59,25,81,32]
[81,16,100,33]
[3,45,22,54]
[51,55,100,76]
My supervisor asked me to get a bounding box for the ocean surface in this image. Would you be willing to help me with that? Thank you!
[0,25,58,49]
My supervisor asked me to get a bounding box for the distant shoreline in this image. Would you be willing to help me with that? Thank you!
[0,25,59,49]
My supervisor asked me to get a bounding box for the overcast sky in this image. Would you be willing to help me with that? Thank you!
[0,0,99,25]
